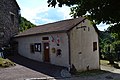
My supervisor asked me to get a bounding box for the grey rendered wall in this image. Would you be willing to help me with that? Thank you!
[16,33,70,68]
[70,19,99,71]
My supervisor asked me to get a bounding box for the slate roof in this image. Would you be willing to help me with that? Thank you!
[15,17,87,37]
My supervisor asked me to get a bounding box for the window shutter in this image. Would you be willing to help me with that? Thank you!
[30,44,35,53]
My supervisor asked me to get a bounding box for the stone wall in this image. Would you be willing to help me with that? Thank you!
[0,0,20,47]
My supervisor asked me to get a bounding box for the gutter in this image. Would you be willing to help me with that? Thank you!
[14,30,68,38]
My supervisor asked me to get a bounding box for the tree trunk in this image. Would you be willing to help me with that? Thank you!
[109,60,114,64]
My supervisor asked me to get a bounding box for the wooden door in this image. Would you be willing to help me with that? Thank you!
[43,43,50,62]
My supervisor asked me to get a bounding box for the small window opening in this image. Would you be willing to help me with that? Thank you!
[93,42,97,51]
[42,37,49,40]
[88,27,90,31]
[0,32,4,38]
[10,13,15,25]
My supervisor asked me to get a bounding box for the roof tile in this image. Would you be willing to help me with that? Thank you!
[15,17,85,37]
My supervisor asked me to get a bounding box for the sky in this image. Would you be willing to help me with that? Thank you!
[16,0,109,31]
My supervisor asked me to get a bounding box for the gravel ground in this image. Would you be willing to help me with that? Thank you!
[0,55,67,80]
[0,64,50,80]
[58,65,120,80]
[1,64,120,80]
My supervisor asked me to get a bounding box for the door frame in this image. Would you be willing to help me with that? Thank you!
[43,42,50,62]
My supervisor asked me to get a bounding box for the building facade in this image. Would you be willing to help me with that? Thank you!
[15,17,99,71]
[0,0,20,47]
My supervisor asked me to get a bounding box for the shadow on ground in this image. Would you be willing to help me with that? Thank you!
[8,54,67,78]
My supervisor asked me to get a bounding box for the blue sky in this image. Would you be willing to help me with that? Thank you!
[16,0,109,31]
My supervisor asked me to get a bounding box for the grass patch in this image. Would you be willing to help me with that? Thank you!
[0,58,15,68]
[75,70,107,76]
[100,60,109,66]
[100,60,120,68]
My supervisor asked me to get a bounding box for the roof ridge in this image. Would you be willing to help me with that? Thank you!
[15,17,86,37]
[36,17,83,27]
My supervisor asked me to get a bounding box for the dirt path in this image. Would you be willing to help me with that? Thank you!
[1,64,120,80]
[0,64,51,80]
[58,65,120,80]
[1,54,120,80]
[0,54,66,80]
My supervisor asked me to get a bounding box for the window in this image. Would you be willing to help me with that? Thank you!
[30,43,41,53]
[88,27,90,31]
[42,37,49,40]
[0,32,4,38]
[10,12,15,25]
[34,43,41,52]
[11,14,14,24]
[93,42,97,51]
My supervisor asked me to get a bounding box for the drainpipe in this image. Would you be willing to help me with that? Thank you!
[98,36,100,69]
[67,32,71,71]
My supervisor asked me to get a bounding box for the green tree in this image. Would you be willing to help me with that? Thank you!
[48,0,120,26]
[99,30,120,64]
[107,25,120,40]
[20,17,36,32]
[99,31,113,58]
[48,0,120,63]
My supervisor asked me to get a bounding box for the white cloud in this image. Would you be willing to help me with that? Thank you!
[20,7,50,25]
[21,6,108,31]
[32,6,72,25]
[57,6,71,19]
[17,0,71,25]
[17,0,109,31]
[97,23,110,31]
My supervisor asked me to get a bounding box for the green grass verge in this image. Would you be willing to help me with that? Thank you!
[0,58,15,68]
[100,60,110,66]
[100,60,120,68]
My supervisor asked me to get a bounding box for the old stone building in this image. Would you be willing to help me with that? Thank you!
[0,0,20,47]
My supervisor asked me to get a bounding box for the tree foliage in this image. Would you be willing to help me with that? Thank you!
[48,0,120,25]
[107,24,120,40]
[48,0,120,63]
[94,25,120,62]
[99,30,120,63]
[19,17,36,32]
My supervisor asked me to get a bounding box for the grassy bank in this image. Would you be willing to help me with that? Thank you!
[75,70,107,76]
[100,60,109,66]
[0,58,15,68]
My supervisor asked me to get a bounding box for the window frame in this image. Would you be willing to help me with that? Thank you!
[10,12,15,25]
[93,42,97,51]
[34,43,41,52]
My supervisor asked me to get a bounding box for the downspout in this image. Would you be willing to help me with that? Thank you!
[67,32,71,71]
[98,35,100,69]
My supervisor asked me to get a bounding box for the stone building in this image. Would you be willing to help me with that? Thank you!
[15,17,100,71]
[0,0,20,47]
